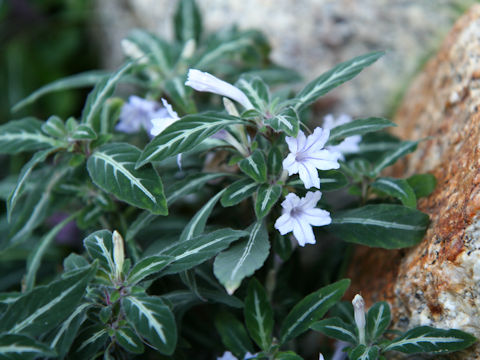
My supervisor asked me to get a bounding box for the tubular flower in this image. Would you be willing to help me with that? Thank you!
[282,127,340,189]
[323,113,362,160]
[150,98,180,137]
[185,69,254,110]
[274,191,331,247]
[116,96,166,134]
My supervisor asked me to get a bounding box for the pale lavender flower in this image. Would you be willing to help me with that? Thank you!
[323,114,362,160]
[185,69,254,110]
[282,128,340,189]
[150,98,180,137]
[274,191,331,247]
[116,96,166,134]
[217,351,255,360]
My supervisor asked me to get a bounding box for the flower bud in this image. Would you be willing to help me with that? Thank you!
[113,230,125,281]
[352,294,366,344]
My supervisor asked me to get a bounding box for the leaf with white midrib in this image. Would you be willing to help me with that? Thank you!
[0,334,57,359]
[214,222,269,295]
[194,36,253,68]
[87,142,167,215]
[136,112,247,167]
[367,301,390,342]
[221,178,258,207]
[372,140,418,174]
[326,117,395,144]
[244,278,273,351]
[255,184,281,219]
[372,177,417,208]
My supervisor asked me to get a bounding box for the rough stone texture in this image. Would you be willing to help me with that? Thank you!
[348,5,480,359]
[92,0,470,117]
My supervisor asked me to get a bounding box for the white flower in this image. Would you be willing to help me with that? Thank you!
[116,96,166,134]
[323,114,362,160]
[185,69,254,110]
[150,98,180,137]
[274,191,331,247]
[217,351,255,360]
[282,128,340,189]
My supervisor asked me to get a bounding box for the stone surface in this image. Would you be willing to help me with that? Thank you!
[348,5,480,359]
[92,0,470,117]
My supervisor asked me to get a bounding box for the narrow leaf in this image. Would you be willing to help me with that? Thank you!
[349,345,379,360]
[239,150,267,183]
[161,229,249,275]
[371,177,416,208]
[267,146,283,176]
[371,141,418,175]
[280,279,350,344]
[329,204,429,249]
[236,76,270,111]
[166,172,228,205]
[255,184,281,219]
[266,107,300,136]
[83,230,115,276]
[311,317,357,344]
[127,256,172,285]
[122,295,177,355]
[327,117,395,145]
[288,169,348,192]
[87,143,167,215]
[244,278,274,351]
[0,118,64,154]
[366,301,391,342]
[174,0,202,43]
[221,178,258,207]
[0,334,56,359]
[215,312,254,359]
[383,326,476,354]
[294,52,384,111]
[126,29,172,75]
[115,326,144,354]
[214,222,269,295]
[137,112,246,167]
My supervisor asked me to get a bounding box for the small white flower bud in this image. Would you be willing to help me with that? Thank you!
[113,230,125,281]
[180,39,196,60]
[121,39,147,64]
[352,294,366,344]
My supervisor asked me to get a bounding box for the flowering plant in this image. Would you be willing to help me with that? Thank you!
[0,0,475,359]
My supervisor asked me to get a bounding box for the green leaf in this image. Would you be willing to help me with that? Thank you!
[48,302,90,358]
[255,184,281,219]
[288,169,348,191]
[274,351,303,360]
[161,229,248,275]
[81,62,133,126]
[407,173,437,198]
[127,256,172,285]
[371,177,416,208]
[12,70,108,113]
[115,326,144,354]
[267,146,283,176]
[166,172,228,205]
[273,233,292,261]
[136,112,246,167]
[294,51,384,111]
[0,118,64,154]
[63,254,89,273]
[126,29,173,75]
[383,326,476,354]
[349,345,379,360]
[73,325,108,359]
[0,334,56,359]
[7,149,53,220]
[0,266,95,337]
[327,117,395,145]
[71,124,97,140]
[83,230,115,276]
[180,190,225,241]
[329,204,429,249]
[214,222,269,294]
[236,76,270,111]
[371,141,418,175]
[122,295,177,355]
[87,143,167,215]
[244,278,273,351]
[311,317,357,344]
[174,0,202,43]
[215,312,254,359]
[280,279,350,344]
[164,76,196,113]
[266,107,300,137]
[41,116,67,139]
[366,301,391,342]
[239,150,267,183]
[221,178,258,207]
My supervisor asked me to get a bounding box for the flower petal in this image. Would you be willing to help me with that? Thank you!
[299,191,322,209]
[274,213,294,235]
[298,162,320,189]
[282,153,299,175]
[292,217,316,246]
[301,208,331,226]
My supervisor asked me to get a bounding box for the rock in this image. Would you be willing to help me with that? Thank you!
[92,0,469,116]
[348,5,480,358]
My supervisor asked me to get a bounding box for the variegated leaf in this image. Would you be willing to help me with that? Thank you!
[214,222,269,295]
[265,107,299,136]
[115,326,144,354]
[349,345,379,360]
[366,301,391,342]
[326,117,395,145]
[294,51,384,111]
[136,112,247,167]
[41,116,67,139]
[127,256,173,285]
[87,143,167,215]
[83,230,115,276]
[239,150,267,183]
[255,184,281,219]
[371,140,418,175]
[122,295,177,355]
[310,317,357,344]
[221,178,258,207]
[174,0,202,43]
[0,334,56,359]
[371,177,416,208]
[126,29,172,75]
[236,76,270,111]
[0,118,65,154]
